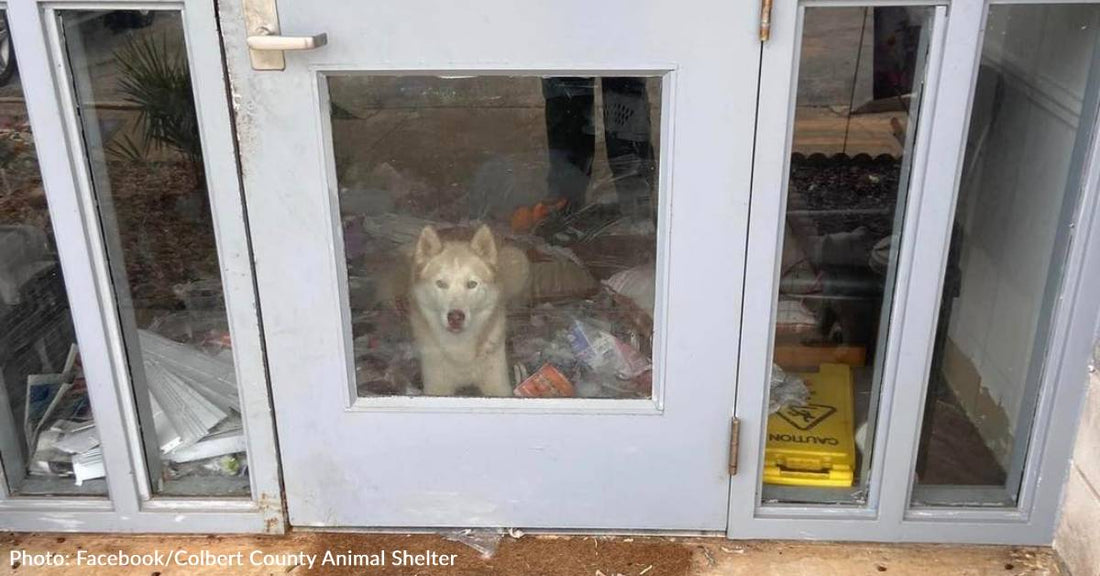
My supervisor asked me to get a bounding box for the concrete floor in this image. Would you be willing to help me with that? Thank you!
[0,532,1066,576]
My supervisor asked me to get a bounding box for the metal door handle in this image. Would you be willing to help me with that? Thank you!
[246,32,328,52]
[243,0,324,70]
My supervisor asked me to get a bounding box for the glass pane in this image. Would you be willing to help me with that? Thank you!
[0,9,107,496]
[761,6,932,505]
[60,10,249,497]
[913,4,1100,507]
[330,75,660,398]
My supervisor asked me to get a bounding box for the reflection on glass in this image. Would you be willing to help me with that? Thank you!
[0,9,106,496]
[60,10,248,496]
[762,6,932,504]
[914,4,1100,507]
[329,75,661,398]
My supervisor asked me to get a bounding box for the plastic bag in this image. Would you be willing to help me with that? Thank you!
[443,529,504,558]
[566,319,650,380]
[769,364,809,414]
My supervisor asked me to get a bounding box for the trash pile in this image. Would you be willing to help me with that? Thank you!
[346,206,659,399]
[26,308,247,489]
[25,346,100,485]
[352,276,657,399]
[139,327,247,485]
[509,290,653,398]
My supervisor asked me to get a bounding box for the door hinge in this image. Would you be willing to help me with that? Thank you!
[760,0,774,42]
[728,417,741,475]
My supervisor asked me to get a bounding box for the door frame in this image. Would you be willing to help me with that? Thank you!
[0,0,1097,541]
[729,0,1100,544]
[0,0,283,533]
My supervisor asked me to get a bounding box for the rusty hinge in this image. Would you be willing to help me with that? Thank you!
[760,0,774,42]
[728,417,741,475]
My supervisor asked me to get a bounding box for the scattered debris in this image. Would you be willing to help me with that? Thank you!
[343,190,660,400]
[443,529,504,559]
[25,346,99,482]
[26,324,248,487]
[139,329,246,484]
[700,545,717,567]
[603,263,655,315]
[71,446,104,486]
[769,364,810,413]
[514,363,575,397]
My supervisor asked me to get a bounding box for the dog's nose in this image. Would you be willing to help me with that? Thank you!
[447,310,466,328]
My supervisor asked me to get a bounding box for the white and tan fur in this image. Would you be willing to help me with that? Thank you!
[409,224,528,396]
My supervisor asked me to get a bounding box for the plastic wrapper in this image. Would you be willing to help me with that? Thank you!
[443,529,505,559]
[506,294,654,399]
[603,263,656,318]
[769,364,809,414]
[566,319,650,380]
[165,453,248,481]
[511,330,578,375]
[348,280,655,399]
[25,346,97,479]
[353,322,421,396]
[514,363,575,397]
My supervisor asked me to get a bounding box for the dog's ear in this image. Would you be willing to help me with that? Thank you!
[414,226,443,268]
[470,224,498,266]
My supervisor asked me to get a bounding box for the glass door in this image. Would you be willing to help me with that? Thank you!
[733,0,1100,545]
[910,3,1100,510]
[221,0,761,528]
[0,0,281,532]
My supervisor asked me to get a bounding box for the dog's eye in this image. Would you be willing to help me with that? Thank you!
[435,280,448,289]
[466,280,478,289]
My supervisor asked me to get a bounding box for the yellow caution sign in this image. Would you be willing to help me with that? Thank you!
[763,363,856,487]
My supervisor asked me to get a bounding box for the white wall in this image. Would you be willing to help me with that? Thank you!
[1054,343,1100,576]
[945,5,1100,464]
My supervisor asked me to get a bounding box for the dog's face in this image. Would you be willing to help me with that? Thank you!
[411,224,502,335]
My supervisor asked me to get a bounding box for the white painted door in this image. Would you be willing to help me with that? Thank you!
[218,0,760,529]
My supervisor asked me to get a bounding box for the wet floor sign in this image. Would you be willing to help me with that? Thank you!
[763,363,856,487]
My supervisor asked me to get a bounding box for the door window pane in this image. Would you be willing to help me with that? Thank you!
[0,8,107,496]
[913,3,1100,507]
[330,75,661,399]
[60,10,249,497]
[762,6,933,505]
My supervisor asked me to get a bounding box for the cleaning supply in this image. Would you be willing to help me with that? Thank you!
[763,363,856,487]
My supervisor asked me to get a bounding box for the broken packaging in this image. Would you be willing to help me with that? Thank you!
[72,446,104,486]
[566,319,651,380]
[514,363,575,398]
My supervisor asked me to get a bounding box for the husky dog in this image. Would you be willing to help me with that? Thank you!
[409,224,528,396]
